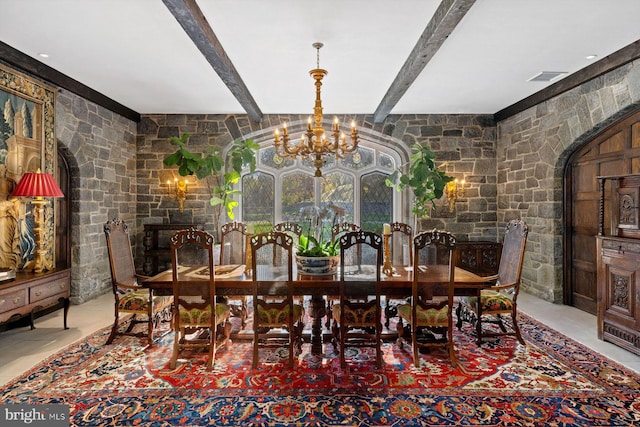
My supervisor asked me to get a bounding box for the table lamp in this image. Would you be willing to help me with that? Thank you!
[11,168,64,273]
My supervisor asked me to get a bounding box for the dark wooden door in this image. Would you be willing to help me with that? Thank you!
[55,151,70,269]
[565,110,640,314]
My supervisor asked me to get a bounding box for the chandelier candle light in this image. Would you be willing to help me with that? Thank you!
[11,168,64,273]
[273,42,359,177]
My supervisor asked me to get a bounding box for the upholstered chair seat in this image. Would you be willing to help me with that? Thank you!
[257,303,304,325]
[397,302,449,327]
[460,290,514,313]
[177,303,231,326]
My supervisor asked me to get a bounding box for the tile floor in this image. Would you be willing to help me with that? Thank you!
[1,291,639,387]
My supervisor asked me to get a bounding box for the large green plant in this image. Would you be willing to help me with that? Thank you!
[163,133,259,239]
[385,143,453,217]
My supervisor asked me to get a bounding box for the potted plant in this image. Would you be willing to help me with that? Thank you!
[163,133,259,241]
[295,204,344,275]
[385,143,453,218]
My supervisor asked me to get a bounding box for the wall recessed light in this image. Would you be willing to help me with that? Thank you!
[38,53,49,58]
[586,54,598,60]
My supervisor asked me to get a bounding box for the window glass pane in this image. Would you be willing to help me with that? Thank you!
[360,172,392,233]
[281,172,314,222]
[340,146,374,169]
[261,146,295,170]
[321,172,354,241]
[379,153,395,170]
[242,171,274,231]
[321,172,354,221]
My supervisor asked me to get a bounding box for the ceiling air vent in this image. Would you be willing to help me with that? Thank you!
[528,71,567,82]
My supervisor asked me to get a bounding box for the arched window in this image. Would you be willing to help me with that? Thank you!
[240,138,404,234]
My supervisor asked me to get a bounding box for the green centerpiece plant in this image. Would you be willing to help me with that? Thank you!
[295,204,344,275]
[163,133,259,240]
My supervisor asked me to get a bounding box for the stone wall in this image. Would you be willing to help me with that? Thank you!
[56,89,138,304]
[496,59,640,302]
[135,113,497,269]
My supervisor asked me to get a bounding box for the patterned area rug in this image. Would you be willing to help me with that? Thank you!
[1,313,639,426]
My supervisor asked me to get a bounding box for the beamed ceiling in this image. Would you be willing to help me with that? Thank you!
[1,0,640,123]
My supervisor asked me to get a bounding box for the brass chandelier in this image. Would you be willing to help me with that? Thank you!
[273,42,359,177]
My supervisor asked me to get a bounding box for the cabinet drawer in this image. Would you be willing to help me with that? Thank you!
[0,288,27,314]
[30,277,70,303]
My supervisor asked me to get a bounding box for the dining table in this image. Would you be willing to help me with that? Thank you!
[143,263,490,355]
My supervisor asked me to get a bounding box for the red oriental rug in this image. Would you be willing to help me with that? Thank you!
[1,312,639,426]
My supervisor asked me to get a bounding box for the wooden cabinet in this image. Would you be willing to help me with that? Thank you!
[597,237,640,355]
[596,174,640,356]
[456,241,502,276]
[143,223,203,275]
[0,268,70,330]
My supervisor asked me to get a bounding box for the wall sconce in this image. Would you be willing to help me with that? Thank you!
[11,168,64,273]
[445,178,465,212]
[167,177,188,212]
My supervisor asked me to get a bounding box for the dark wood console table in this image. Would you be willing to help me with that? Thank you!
[143,223,204,275]
[0,268,71,331]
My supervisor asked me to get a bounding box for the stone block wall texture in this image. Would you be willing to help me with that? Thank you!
[135,113,497,269]
[56,89,138,304]
[50,58,640,305]
[496,59,640,302]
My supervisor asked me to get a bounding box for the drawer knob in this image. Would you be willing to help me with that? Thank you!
[35,290,42,297]
[13,297,20,305]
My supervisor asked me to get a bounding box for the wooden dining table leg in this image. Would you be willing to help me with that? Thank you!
[308,295,326,355]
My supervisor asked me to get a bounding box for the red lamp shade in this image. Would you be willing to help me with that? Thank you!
[11,169,64,198]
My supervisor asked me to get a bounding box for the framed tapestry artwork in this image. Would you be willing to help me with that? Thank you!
[0,63,56,271]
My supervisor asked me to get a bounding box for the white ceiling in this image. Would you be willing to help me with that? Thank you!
[2,0,640,117]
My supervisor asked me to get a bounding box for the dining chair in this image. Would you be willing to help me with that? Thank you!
[326,222,362,328]
[273,221,303,243]
[219,220,249,327]
[331,222,361,244]
[456,219,529,345]
[250,231,305,368]
[169,228,231,369]
[396,229,458,367]
[331,230,384,369]
[384,221,413,328]
[272,221,303,269]
[103,218,172,346]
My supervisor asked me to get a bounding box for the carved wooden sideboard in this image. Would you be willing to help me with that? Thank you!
[0,268,70,331]
[596,174,640,356]
[456,241,502,277]
[143,223,203,275]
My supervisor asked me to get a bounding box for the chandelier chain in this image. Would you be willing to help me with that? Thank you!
[273,42,359,178]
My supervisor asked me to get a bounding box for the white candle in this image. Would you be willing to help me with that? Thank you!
[246,223,254,235]
[383,223,391,235]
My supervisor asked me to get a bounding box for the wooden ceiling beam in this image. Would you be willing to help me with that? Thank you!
[162,0,263,123]
[373,0,476,123]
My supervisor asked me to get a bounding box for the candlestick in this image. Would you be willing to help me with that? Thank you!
[382,233,396,277]
[244,232,253,276]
